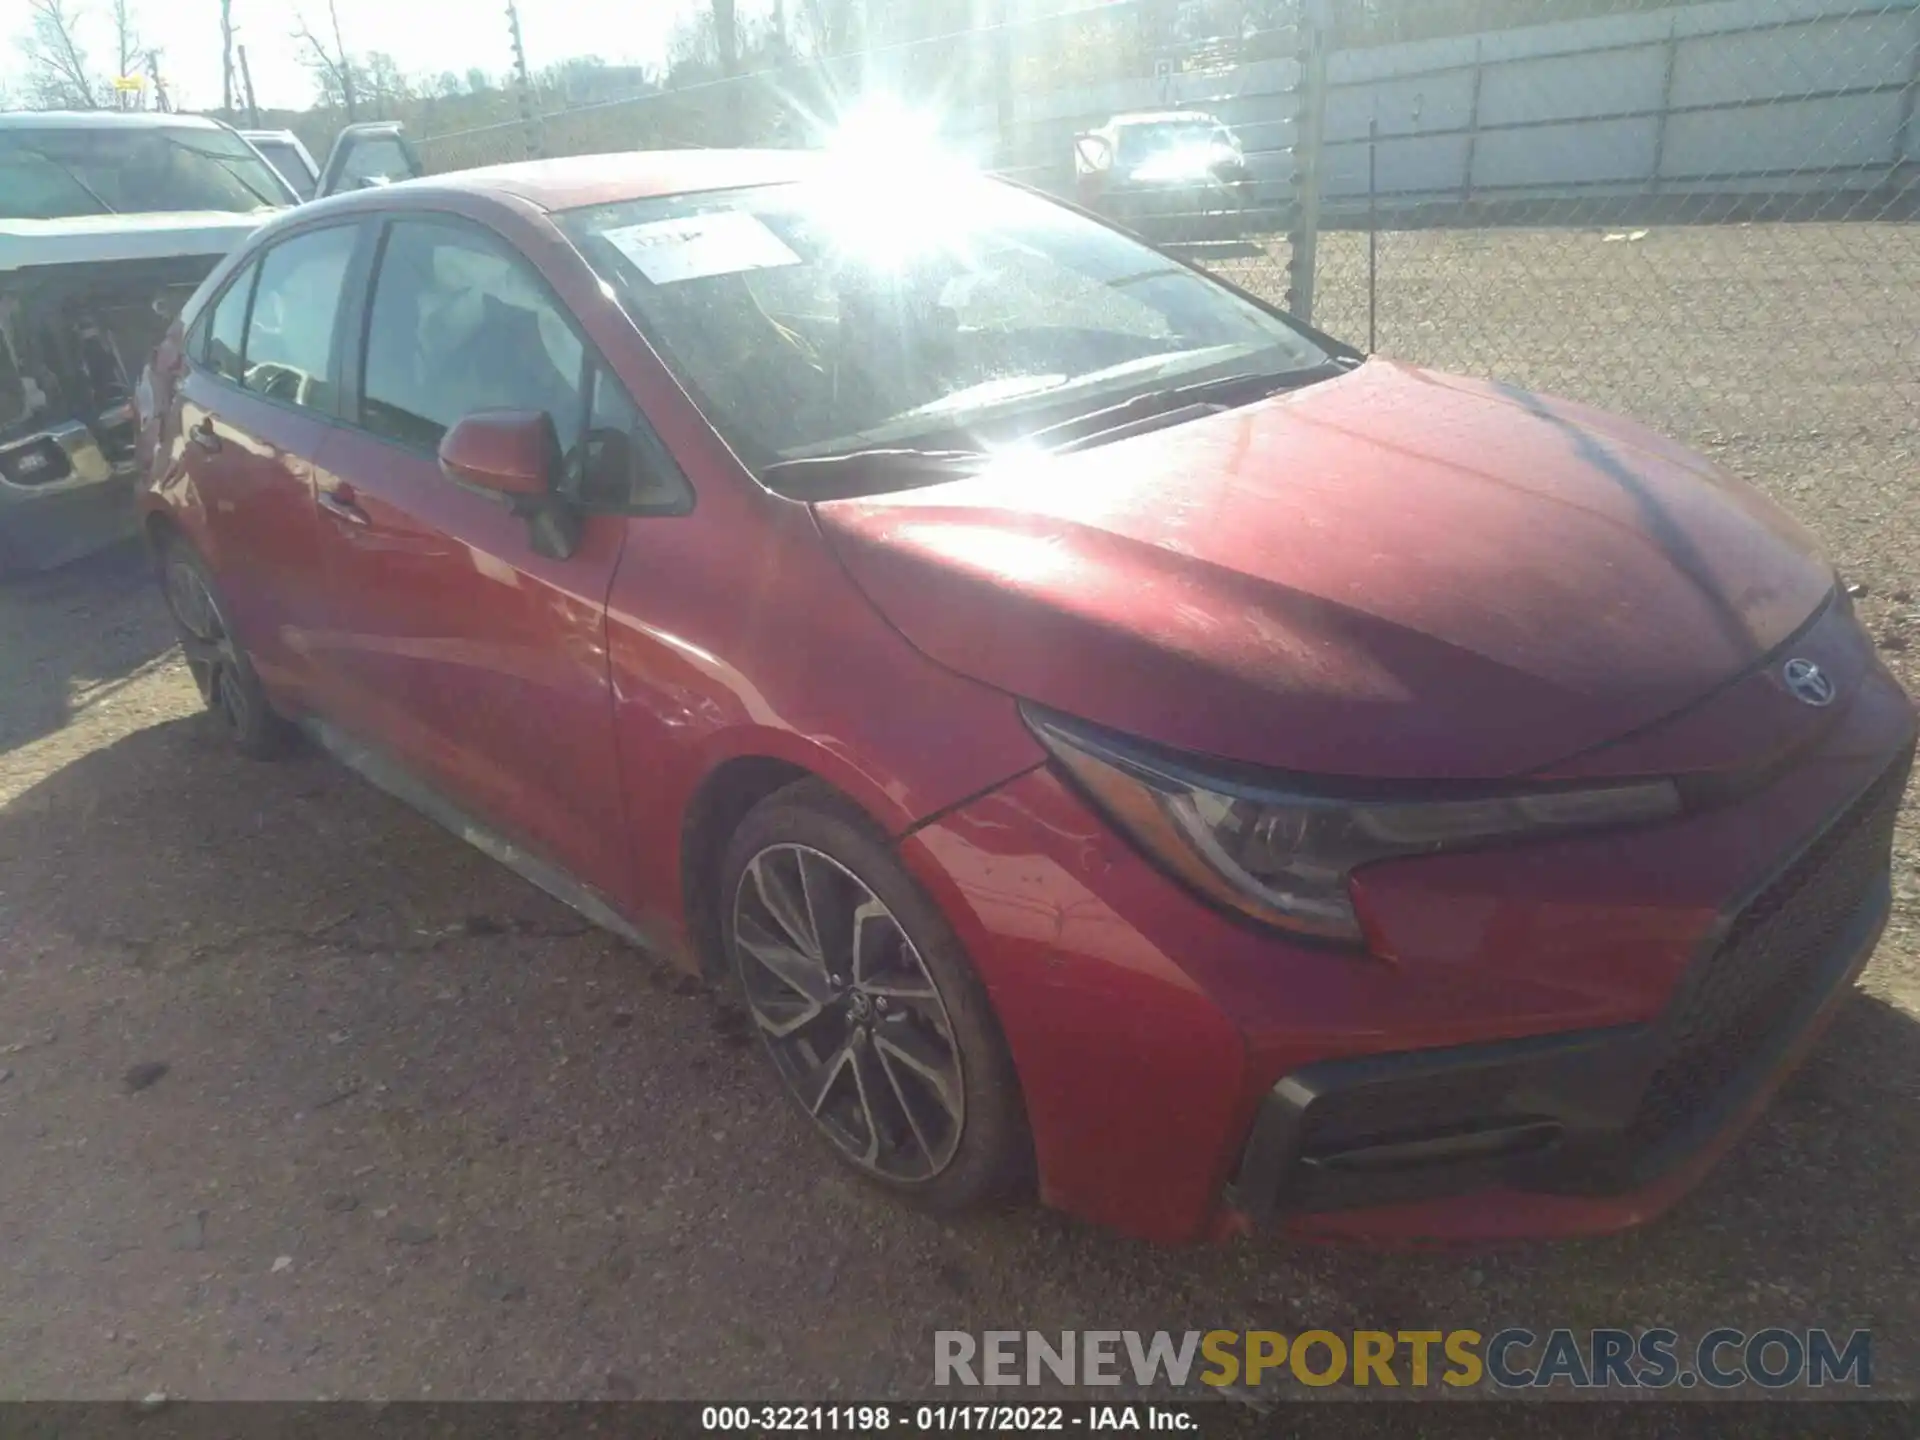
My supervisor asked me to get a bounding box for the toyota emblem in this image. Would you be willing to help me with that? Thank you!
[1782,658,1836,707]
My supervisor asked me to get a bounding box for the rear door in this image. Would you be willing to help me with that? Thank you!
[173,220,362,704]
[308,214,634,904]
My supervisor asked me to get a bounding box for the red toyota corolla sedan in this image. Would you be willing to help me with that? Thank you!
[134,151,1915,1247]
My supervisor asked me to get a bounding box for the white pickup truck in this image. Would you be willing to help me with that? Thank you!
[0,111,419,572]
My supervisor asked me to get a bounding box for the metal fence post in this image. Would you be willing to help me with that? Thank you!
[506,0,541,160]
[1898,10,1920,180]
[1462,37,1483,207]
[994,0,1015,173]
[1650,16,1680,199]
[1287,0,1331,321]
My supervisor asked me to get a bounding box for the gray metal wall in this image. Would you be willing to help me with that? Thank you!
[980,0,1920,211]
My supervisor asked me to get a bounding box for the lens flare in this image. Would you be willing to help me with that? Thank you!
[814,97,981,271]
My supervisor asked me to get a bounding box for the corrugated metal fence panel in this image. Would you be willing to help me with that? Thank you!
[780,0,1915,209]
[1308,0,1917,207]
[1668,10,1914,106]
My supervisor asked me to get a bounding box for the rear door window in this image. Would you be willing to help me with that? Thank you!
[241,224,358,414]
[198,263,256,383]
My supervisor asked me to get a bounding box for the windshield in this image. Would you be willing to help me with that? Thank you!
[559,175,1331,483]
[0,125,295,220]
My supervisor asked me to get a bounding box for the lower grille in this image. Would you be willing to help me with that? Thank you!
[1298,1066,1528,1157]
[1620,749,1912,1154]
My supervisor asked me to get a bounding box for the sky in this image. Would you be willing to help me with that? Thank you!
[0,0,706,112]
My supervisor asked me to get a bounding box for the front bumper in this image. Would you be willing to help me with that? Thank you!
[1229,744,1906,1235]
[0,419,140,572]
[898,626,1917,1245]
[1096,180,1255,239]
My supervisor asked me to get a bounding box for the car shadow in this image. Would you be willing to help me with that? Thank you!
[2,710,1918,1395]
[0,538,178,759]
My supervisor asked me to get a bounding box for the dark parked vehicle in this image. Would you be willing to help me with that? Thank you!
[1,112,416,573]
[137,152,1914,1245]
[1073,110,1256,242]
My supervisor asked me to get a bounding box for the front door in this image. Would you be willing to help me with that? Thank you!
[308,215,633,906]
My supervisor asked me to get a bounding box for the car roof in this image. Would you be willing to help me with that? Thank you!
[321,149,834,215]
[0,110,227,132]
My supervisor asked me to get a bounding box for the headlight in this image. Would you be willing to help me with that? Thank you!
[1024,707,1682,945]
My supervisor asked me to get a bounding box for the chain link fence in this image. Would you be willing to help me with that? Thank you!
[1207,0,1920,485]
[410,0,1918,500]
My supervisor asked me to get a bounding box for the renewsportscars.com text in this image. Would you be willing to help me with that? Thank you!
[934,1328,1871,1390]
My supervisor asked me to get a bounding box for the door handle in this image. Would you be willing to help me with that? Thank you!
[318,485,369,527]
[189,418,220,452]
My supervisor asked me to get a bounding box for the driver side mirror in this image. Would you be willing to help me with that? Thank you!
[438,409,582,560]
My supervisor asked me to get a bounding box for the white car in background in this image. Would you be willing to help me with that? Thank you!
[0,112,420,572]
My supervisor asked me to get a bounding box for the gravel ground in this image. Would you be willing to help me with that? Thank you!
[1,222,1917,1403]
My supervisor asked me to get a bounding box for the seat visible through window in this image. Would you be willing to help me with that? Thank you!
[361,219,584,453]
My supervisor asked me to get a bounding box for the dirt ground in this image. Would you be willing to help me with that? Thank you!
[1,222,1918,1403]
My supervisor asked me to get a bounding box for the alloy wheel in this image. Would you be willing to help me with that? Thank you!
[164,555,254,740]
[732,843,966,1181]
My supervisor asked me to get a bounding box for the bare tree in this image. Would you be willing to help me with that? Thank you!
[20,0,101,109]
[713,0,739,75]
[293,0,356,119]
[111,0,142,106]
[797,0,858,55]
[219,0,233,112]
[360,51,412,117]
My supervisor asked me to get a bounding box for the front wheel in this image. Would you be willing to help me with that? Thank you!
[719,780,1031,1211]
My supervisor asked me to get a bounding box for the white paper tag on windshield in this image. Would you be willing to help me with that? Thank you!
[602,211,802,285]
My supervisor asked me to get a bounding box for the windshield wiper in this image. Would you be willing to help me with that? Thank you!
[1027,361,1352,452]
[161,137,284,209]
[761,447,989,501]
[760,361,1358,498]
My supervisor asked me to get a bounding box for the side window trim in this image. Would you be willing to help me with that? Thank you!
[346,210,691,516]
[332,218,386,432]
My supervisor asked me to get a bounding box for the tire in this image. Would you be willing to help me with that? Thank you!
[158,535,297,760]
[719,779,1031,1212]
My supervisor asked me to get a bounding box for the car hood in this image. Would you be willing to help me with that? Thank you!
[0,212,277,272]
[811,361,1835,780]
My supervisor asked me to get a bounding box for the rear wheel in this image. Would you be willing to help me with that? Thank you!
[719,780,1030,1210]
[160,537,295,759]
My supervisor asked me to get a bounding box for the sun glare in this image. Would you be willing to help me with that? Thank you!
[813,96,981,271]
[826,95,947,166]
